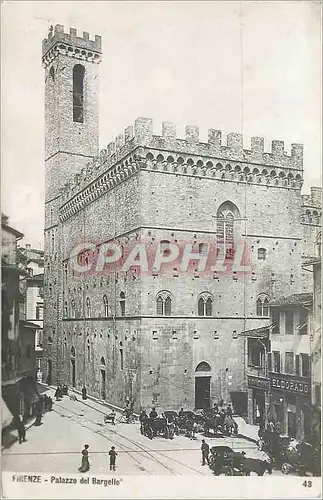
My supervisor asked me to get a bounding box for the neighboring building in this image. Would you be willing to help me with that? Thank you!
[19,245,44,382]
[302,230,321,451]
[267,293,312,442]
[41,25,315,414]
[1,215,39,427]
[301,187,322,291]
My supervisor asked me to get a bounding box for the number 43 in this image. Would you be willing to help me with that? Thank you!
[303,480,312,487]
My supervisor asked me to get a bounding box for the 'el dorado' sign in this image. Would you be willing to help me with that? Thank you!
[269,373,310,396]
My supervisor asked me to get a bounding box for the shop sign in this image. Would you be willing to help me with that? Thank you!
[247,375,270,390]
[269,373,310,397]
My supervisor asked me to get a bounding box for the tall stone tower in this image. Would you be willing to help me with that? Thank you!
[42,25,101,383]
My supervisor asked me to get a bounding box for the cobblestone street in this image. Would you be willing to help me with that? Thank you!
[3,389,286,477]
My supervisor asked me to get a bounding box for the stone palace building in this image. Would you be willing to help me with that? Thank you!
[42,25,321,416]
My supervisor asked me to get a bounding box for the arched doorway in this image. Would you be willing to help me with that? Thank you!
[195,362,211,409]
[70,346,76,388]
[100,357,106,400]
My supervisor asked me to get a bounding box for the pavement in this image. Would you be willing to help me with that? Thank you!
[2,386,284,476]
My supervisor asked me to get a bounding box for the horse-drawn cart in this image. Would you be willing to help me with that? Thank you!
[141,416,175,440]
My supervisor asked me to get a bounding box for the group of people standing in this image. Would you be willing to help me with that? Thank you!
[15,393,54,443]
[78,444,118,472]
[54,384,69,401]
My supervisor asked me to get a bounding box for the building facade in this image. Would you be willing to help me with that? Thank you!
[19,245,44,382]
[41,25,318,415]
[1,215,39,428]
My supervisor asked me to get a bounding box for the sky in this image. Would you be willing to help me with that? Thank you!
[1,0,322,248]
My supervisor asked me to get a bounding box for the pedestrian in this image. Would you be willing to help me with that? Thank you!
[43,395,48,411]
[226,404,233,416]
[149,407,158,419]
[110,410,116,425]
[54,387,60,401]
[192,420,198,440]
[17,416,26,444]
[201,439,210,466]
[48,396,53,411]
[78,444,90,472]
[109,446,118,471]
[34,408,42,426]
[82,386,87,400]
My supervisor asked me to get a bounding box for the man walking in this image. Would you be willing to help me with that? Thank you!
[17,416,26,444]
[109,446,118,471]
[201,439,210,466]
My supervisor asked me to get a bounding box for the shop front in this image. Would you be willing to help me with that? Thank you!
[247,375,270,425]
[268,373,311,441]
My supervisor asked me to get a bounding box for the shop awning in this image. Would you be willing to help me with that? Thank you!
[239,325,271,338]
[1,395,14,429]
[20,378,40,404]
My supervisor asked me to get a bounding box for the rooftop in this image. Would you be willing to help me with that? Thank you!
[269,293,313,307]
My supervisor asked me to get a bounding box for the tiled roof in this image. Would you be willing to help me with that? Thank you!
[269,293,312,307]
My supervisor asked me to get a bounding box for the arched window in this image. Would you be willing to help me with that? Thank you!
[120,292,125,316]
[206,297,213,316]
[157,296,163,315]
[165,296,172,316]
[256,294,270,316]
[160,240,171,257]
[71,300,76,319]
[199,243,208,255]
[216,201,240,258]
[73,64,85,123]
[305,209,312,223]
[198,298,204,316]
[198,293,213,316]
[313,211,319,225]
[100,356,106,366]
[156,291,172,316]
[258,248,266,260]
[103,295,108,317]
[86,297,91,318]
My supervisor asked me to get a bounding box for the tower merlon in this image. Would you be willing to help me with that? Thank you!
[208,129,222,147]
[185,125,199,143]
[42,24,102,59]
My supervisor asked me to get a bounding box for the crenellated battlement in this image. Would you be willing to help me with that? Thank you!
[42,24,101,61]
[102,117,303,169]
[58,117,305,221]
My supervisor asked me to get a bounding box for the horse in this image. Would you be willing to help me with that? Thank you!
[202,410,222,436]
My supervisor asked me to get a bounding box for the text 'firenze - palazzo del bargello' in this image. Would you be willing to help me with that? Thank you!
[42,25,321,424]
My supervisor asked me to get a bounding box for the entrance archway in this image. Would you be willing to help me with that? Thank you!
[195,362,211,410]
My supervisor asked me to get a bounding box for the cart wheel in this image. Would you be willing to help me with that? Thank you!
[140,425,144,435]
[169,428,175,440]
[164,427,170,439]
[219,466,233,476]
[281,463,292,475]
